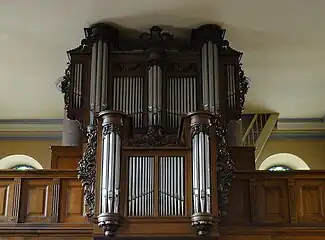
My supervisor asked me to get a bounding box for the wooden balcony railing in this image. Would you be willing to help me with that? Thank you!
[0,170,92,238]
[0,169,324,239]
[222,170,325,237]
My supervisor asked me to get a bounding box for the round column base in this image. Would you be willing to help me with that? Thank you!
[191,212,215,236]
[98,213,120,237]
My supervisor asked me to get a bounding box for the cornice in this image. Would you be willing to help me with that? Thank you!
[270,130,325,140]
[0,119,63,140]
[1,118,325,141]
[270,118,325,140]
[277,118,325,131]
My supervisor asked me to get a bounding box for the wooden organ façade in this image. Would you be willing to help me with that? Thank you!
[62,23,249,237]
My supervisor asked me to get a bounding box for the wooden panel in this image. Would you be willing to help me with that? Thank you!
[0,179,15,223]
[59,178,87,223]
[295,180,325,224]
[250,179,289,225]
[50,146,82,170]
[21,179,55,223]
[222,178,250,225]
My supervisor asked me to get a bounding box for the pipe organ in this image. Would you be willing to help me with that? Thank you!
[61,23,249,237]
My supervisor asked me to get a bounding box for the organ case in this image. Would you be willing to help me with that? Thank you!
[61,23,249,237]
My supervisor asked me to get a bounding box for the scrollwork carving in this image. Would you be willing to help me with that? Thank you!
[77,125,97,219]
[215,114,234,217]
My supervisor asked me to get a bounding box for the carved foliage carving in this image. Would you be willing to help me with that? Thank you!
[167,62,197,74]
[102,124,121,136]
[238,65,249,114]
[215,114,235,217]
[130,125,181,146]
[115,63,141,73]
[191,124,210,137]
[77,125,97,219]
[60,63,71,110]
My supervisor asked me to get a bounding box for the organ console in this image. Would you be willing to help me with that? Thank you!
[62,23,249,237]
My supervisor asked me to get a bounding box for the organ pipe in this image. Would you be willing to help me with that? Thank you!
[97,110,126,237]
[201,41,220,113]
[148,65,162,126]
[90,40,109,115]
[128,156,154,216]
[188,111,215,236]
[158,156,185,216]
[167,77,197,129]
[127,156,185,217]
[113,76,144,128]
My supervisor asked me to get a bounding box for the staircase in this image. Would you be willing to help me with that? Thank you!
[241,113,279,161]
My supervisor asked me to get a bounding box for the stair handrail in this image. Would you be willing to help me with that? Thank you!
[241,114,258,145]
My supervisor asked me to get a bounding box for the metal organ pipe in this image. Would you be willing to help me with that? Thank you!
[148,65,162,126]
[89,38,110,124]
[128,156,154,216]
[158,156,185,216]
[97,111,125,237]
[113,76,143,128]
[201,41,220,113]
[188,112,214,236]
[167,77,197,129]
[192,129,212,214]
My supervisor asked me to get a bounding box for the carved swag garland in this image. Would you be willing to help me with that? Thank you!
[215,114,235,217]
[77,125,97,219]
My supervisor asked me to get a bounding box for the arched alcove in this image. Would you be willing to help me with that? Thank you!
[0,154,43,170]
[259,153,310,170]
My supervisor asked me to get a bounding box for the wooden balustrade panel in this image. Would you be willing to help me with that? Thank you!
[21,178,57,223]
[295,179,325,225]
[250,178,290,225]
[222,178,251,225]
[0,171,90,227]
[59,178,88,223]
[224,171,325,228]
[0,179,15,223]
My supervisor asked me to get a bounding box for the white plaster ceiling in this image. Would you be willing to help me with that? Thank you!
[1,0,325,119]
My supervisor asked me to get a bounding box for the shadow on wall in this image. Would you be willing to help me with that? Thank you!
[0,154,43,169]
[258,153,310,170]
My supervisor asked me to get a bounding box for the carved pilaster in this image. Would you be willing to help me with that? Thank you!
[77,125,97,219]
[11,178,22,223]
[50,178,60,223]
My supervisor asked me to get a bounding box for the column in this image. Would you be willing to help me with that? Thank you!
[97,110,126,237]
[226,120,242,147]
[62,111,82,146]
[188,111,215,236]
